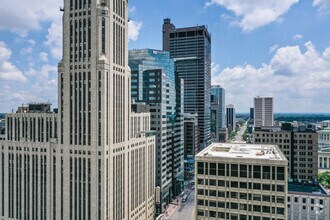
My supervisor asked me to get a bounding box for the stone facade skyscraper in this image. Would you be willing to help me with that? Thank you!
[163,18,211,150]
[0,1,156,220]
[254,96,274,127]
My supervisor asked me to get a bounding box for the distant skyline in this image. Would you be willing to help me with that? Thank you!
[0,0,330,113]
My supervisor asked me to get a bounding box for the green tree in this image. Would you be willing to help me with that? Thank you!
[318,172,330,188]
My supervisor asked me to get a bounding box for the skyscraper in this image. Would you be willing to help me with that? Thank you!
[163,18,211,150]
[254,96,274,127]
[211,85,225,142]
[0,1,156,219]
[128,49,184,214]
[226,104,236,134]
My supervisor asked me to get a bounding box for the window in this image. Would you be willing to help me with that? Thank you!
[277,167,285,180]
[197,162,204,175]
[253,165,261,179]
[240,164,247,178]
[218,163,225,176]
[263,166,271,179]
[231,164,238,177]
[210,163,216,175]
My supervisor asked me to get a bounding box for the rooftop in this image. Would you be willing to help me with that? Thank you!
[288,182,329,196]
[197,143,287,161]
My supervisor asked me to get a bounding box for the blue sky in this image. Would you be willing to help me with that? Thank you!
[0,0,330,113]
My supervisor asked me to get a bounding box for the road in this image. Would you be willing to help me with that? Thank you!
[162,184,195,220]
[230,120,248,143]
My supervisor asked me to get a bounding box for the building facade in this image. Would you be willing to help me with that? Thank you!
[226,104,236,134]
[254,96,274,127]
[163,18,211,150]
[318,128,330,169]
[184,113,199,181]
[211,85,225,142]
[0,1,156,219]
[254,124,318,182]
[288,182,330,220]
[195,143,288,220]
[128,49,184,214]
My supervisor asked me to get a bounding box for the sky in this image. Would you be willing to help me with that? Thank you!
[0,0,330,113]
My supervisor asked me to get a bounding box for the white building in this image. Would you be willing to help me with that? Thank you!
[318,128,330,169]
[288,182,330,220]
[195,143,288,220]
[254,96,274,127]
[0,1,156,219]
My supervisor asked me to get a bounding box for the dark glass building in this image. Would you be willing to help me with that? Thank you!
[163,18,211,150]
[129,49,184,214]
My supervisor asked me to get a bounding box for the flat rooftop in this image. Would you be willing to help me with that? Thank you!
[197,143,287,161]
[288,182,329,195]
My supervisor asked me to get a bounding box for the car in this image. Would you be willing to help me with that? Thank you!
[180,192,184,197]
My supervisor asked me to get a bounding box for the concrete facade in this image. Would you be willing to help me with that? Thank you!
[195,143,288,220]
[288,183,330,220]
[254,97,274,127]
[254,125,318,182]
[0,1,156,220]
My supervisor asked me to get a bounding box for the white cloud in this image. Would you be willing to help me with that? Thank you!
[20,47,33,55]
[44,21,62,60]
[0,0,62,35]
[39,52,49,62]
[129,6,136,13]
[313,0,330,10]
[128,20,143,41]
[269,44,279,53]
[0,42,27,83]
[293,34,303,40]
[206,0,299,31]
[212,41,330,112]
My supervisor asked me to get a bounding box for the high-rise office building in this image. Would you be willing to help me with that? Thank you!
[211,85,226,128]
[0,1,156,219]
[211,85,225,142]
[195,143,288,220]
[254,96,274,127]
[318,128,330,169]
[163,18,211,150]
[128,49,184,214]
[254,124,318,182]
[226,104,236,134]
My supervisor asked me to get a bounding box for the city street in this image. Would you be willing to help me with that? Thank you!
[231,120,248,143]
[162,184,195,220]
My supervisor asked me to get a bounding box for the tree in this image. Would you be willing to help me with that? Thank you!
[318,172,330,188]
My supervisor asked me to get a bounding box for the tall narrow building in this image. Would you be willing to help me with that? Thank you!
[163,18,211,150]
[0,1,156,220]
[129,49,184,214]
[226,104,236,134]
[211,85,225,142]
[254,96,274,127]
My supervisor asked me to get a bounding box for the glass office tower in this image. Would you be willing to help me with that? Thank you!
[129,49,184,214]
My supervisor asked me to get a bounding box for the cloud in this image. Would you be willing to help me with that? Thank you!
[128,20,143,41]
[0,42,27,83]
[39,52,49,62]
[206,0,299,31]
[313,0,330,10]
[269,44,279,54]
[20,47,33,55]
[129,6,136,13]
[212,41,330,112]
[0,0,62,35]
[293,34,303,40]
[44,21,62,60]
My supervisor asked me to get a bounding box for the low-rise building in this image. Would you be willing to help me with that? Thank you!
[288,182,330,220]
[195,143,288,220]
